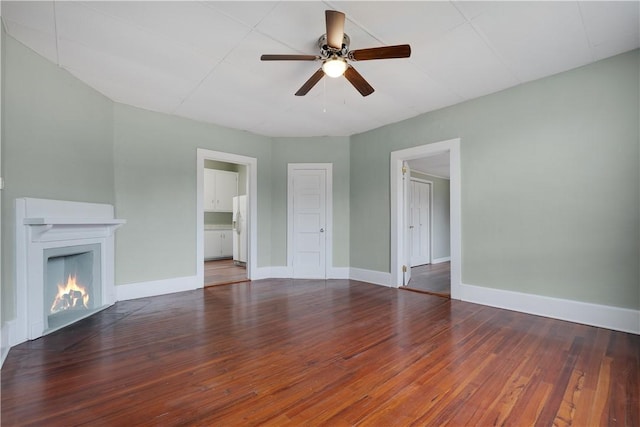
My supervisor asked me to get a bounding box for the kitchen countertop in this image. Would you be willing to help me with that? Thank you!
[205,224,232,230]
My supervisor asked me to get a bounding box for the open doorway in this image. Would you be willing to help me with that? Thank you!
[203,159,248,286]
[196,149,257,288]
[403,155,451,297]
[390,138,461,300]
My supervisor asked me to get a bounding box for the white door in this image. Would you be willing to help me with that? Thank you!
[402,162,412,285]
[290,168,327,278]
[410,180,431,267]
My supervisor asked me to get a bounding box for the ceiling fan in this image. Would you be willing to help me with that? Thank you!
[260,10,411,97]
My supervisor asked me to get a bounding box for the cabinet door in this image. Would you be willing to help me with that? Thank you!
[214,171,238,212]
[204,230,222,259]
[221,230,233,257]
[203,169,217,211]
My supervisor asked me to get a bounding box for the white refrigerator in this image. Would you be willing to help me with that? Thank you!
[232,195,247,264]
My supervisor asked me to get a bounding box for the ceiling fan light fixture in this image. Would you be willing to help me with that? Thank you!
[322,57,348,78]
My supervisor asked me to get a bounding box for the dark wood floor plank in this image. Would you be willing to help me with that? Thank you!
[2,279,638,426]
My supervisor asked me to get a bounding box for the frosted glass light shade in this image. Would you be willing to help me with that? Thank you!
[322,58,348,78]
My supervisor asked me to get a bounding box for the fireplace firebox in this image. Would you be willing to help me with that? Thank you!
[44,244,102,333]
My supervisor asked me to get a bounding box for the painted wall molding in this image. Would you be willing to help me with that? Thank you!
[349,268,393,287]
[460,283,640,335]
[328,267,350,279]
[1,320,15,368]
[432,257,451,264]
[116,275,200,301]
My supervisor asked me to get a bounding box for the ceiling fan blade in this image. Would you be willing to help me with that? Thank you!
[295,68,325,96]
[325,10,345,50]
[261,54,320,61]
[344,65,374,97]
[348,44,411,61]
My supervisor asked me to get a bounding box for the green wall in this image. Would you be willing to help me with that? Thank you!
[113,103,273,283]
[1,35,115,320]
[351,50,639,309]
[410,171,450,261]
[270,137,351,268]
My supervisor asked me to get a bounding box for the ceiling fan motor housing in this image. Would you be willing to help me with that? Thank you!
[318,33,350,58]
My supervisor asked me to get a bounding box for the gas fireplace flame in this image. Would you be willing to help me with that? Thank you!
[50,275,90,314]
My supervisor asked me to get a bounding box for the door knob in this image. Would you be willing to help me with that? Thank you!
[320,228,325,233]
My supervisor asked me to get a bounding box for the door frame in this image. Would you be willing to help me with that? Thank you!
[409,177,433,267]
[390,138,461,299]
[287,163,333,279]
[196,148,258,286]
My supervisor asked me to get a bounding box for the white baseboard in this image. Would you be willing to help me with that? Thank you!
[1,320,15,368]
[250,267,271,280]
[116,275,200,301]
[460,283,640,335]
[270,266,293,278]
[251,266,293,280]
[350,268,393,287]
[432,256,451,264]
[328,267,350,279]
[254,266,348,281]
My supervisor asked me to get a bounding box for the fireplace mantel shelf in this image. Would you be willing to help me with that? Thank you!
[24,218,126,226]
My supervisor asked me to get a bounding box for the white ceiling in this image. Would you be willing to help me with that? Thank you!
[408,152,451,179]
[2,1,638,137]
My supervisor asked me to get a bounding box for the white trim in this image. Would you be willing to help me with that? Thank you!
[116,275,199,301]
[350,268,392,287]
[411,168,450,181]
[391,139,461,299]
[196,149,258,286]
[461,283,640,335]
[250,267,270,280]
[247,266,294,280]
[328,267,350,279]
[270,266,294,278]
[287,163,333,279]
[433,257,451,264]
[1,320,14,368]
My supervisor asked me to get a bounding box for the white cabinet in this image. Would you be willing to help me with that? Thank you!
[204,229,233,259]
[204,169,238,212]
[220,230,233,257]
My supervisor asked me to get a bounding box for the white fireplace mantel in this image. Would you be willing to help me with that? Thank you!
[15,198,125,342]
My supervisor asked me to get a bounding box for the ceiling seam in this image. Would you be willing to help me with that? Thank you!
[449,1,521,85]
[170,28,261,116]
[575,1,597,62]
[78,2,223,65]
[52,0,60,67]
[72,1,234,115]
[201,0,279,30]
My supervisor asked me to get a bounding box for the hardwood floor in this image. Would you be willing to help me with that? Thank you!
[403,261,451,297]
[204,258,248,286]
[2,279,638,426]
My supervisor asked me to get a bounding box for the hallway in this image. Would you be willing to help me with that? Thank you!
[402,262,450,297]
